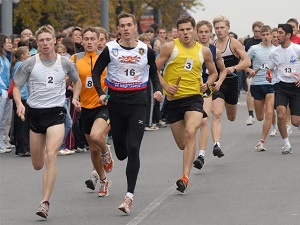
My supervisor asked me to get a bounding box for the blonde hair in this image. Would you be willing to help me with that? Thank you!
[10,46,29,77]
[196,20,213,32]
[138,33,150,43]
[213,15,230,27]
[95,27,108,40]
[35,25,55,39]
[252,21,264,30]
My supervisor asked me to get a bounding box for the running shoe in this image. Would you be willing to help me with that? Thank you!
[158,120,167,128]
[0,148,8,154]
[85,171,98,190]
[76,147,87,153]
[58,149,68,156]
[286,125,292,136]
[118,196,133,214]
[269,128,278,137]
[98,179,111,197]
[0,147,9,154]
[4,142,15,149]
[102,146,114,173]
[255,142,266,152]
[176,174,189,193]
[36,201,49,219]
[281,145,292,154]
[246,115,255,126]
[213,144,224,158]
[193,155,204,170]
[144,125,159,131]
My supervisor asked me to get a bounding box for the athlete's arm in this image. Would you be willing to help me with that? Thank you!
[231,39,251,72]
[214,48,227,91]
[244,46,256,77]
[92,46,110,96]
[148,48,163,102]
[201,46,218,92]
[13,56,34,118]
[155,41,178,95]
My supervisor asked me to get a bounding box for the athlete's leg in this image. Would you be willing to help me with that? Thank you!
[43,124,64,202]
[291,115,300,127]
[182,111,202,176]
[253,99,265,121]
[246,77,255,122]
[260,93,274,140]
[225,103,237,122]
[199,97,212,152]
[276,105,288,139]
[211,98,225,143]
[87,118,109,180]
[30,131,46,170]
[170,120,186,150]
[126,104,145,194]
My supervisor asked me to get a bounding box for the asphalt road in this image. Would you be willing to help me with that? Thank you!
[1,94,300,225]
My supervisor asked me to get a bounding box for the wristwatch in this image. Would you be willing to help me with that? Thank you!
[233,66,237,73]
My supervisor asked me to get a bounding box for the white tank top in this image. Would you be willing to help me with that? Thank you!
[27,54,66,108]
[105,40,149,91]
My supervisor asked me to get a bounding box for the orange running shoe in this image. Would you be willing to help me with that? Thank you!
[118,196,133,215]
[176,174,189,193]
[102,145,114,173]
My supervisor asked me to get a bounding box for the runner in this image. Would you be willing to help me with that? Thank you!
[155,16,217,192]
[193,20,227,170]
[70,27,113,196]
[211,15,251,157]
[266,23,300,154]
[245,25,276,151]
[92,12,163,214]
[13,25,81,219]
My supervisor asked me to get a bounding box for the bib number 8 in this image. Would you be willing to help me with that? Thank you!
[86,76,93,88]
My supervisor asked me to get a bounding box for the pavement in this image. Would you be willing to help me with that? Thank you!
[1,93,300,225]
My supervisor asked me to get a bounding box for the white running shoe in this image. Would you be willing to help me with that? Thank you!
[144,125,159,131]
[269,128,278,137]
[4,142,15,149]
[281,145,292,154]
[255,142,266,151]
[85,171,98,190]
[57,149,70,155]
[246,116,255,126]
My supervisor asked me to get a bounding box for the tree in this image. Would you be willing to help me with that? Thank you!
[13,0,203,33]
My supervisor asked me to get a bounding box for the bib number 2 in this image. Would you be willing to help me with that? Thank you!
[46,74,55,89]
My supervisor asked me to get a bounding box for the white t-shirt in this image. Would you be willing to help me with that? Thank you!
[267,42,300,83]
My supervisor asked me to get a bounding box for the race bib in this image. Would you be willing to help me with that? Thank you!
[119,64,141,81]
[46,73,55,89]
[85,76,93,88]
[281,64,299,77]
[184,58,194,71]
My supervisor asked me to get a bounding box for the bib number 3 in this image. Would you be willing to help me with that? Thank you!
[184,58,194,71]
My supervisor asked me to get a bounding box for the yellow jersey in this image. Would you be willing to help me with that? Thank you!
[163,38,204,99]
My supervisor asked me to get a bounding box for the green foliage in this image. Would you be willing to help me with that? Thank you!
[13,0,202,33]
